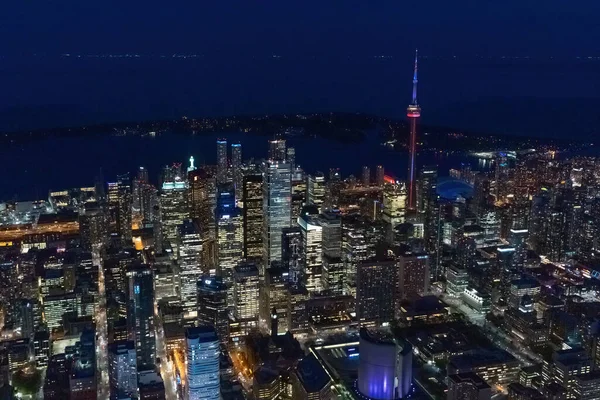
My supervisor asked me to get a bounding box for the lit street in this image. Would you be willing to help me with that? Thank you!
[155,306,179,400]
[94,248,110,399]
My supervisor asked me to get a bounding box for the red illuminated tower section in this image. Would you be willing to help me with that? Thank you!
[407,50,420,210]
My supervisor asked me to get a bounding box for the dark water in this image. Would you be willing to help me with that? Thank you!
[0,131,468,201]
[1,56,600,141]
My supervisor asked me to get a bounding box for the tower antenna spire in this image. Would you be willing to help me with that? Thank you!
[412,49,418,105]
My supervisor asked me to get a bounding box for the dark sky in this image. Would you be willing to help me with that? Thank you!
[3,1,600,57]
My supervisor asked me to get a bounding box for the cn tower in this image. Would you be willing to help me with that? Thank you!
[406,49,420,210]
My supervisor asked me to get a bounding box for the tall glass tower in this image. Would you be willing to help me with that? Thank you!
[186,326,220,400]
[216,139,228,184]
[262,158,292,273]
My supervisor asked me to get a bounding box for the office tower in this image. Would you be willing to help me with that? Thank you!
[291,171,306,223]
[233,264,260,334]
[253,367,283,400]
[357,328,413,400]
[178,220,203,316]
[321,254,344,295]
[197,277,229,344]
[446,264,469,297]
[154,263,177,301]
[243,174,264,261]
[291,354,333,400]
[217,138,228,184]
[406,50,420,210]
[494,152,511,201]
[43,292,78,330]
[397,251,429,300]
[307,172,326,211]
[126,264,155,369]
[263,266,290,335]
[356,260,397,327]
[108,173,133,245]
[417,166,437,214]
[33,331,50,368]
[133,166,153,222]
[79,202,107,251]
[160,173,189,245]
[376,165,385,186]
[262,158,292,272]
[231,143,243,200]
[186,326,220,400]
[320,211,342,258]
[362,166,370,186]
[282,227,303,285]
[189,168,217,239]
[382,182,407,227]
[299,208,323,293]
[447,373,492,400]
[287,147,296,171]
[268,138,286,161]
[108,340,137,400]
[217,184,244,279]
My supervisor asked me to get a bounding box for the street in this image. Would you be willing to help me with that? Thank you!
[94,248,110,399]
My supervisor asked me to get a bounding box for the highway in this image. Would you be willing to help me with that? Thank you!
[94,248,110,399]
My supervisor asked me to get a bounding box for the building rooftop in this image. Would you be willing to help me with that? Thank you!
[186,325,218,342]
[449,349,517,370]
[296,354,330,393]
[448,372,490,390]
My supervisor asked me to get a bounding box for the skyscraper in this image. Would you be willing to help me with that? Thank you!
[262,158,292,272]
[217,139,228,184]
[178,220,203,317]
[376,165,385,186]
[231,143,243,200]
[362,166,371,186]
[108,340,137,399]
[307,172,326,211]
[197,277,229,344]
[160,173,189,245]
[356,259,397,327]
[268,138,286,161]
[126,264,155,369]
[108,173,133,245]
[243,174,264,261]
[186,326,220,400]
[216,184,244,279]
[233,263,260,334]
[397,250,430,301]
[299,207,323,293]
[282,227,303,285]
[407,50,421,210]
[189,168,217,240]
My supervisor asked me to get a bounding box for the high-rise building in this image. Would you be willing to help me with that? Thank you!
[197,277,229,344]
[108,173,133,245]
[397,250,429,301]
[287,147,296,172]
[217,184,244,279]
[376,165,385,186]
[282,227,303,285]
[262,158,292,272]
[320,211,342,258]
[243,174,264,261]
[268,138,287,161]
[108,340,137,399]
[231,143,243,200]
[178,220,203,317]
[233,263,260,334]
[291,354,333,400]
[362,166,370,186]
[189,168,217,240]
[406,50,420,210]
[417,166,437,215]
[299,208,323,293]
[356,260,397,327]
[126,264,155,369]
[160,174,189,245]
[217,139,228,184]
[186,326,221,400]
[79,202,107,251]
[307,172,326,211]
[263,266,290,335]
[382,183,408,228]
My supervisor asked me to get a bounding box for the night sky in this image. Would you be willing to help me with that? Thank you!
[4,1,600,57]
[2,2,600,137]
